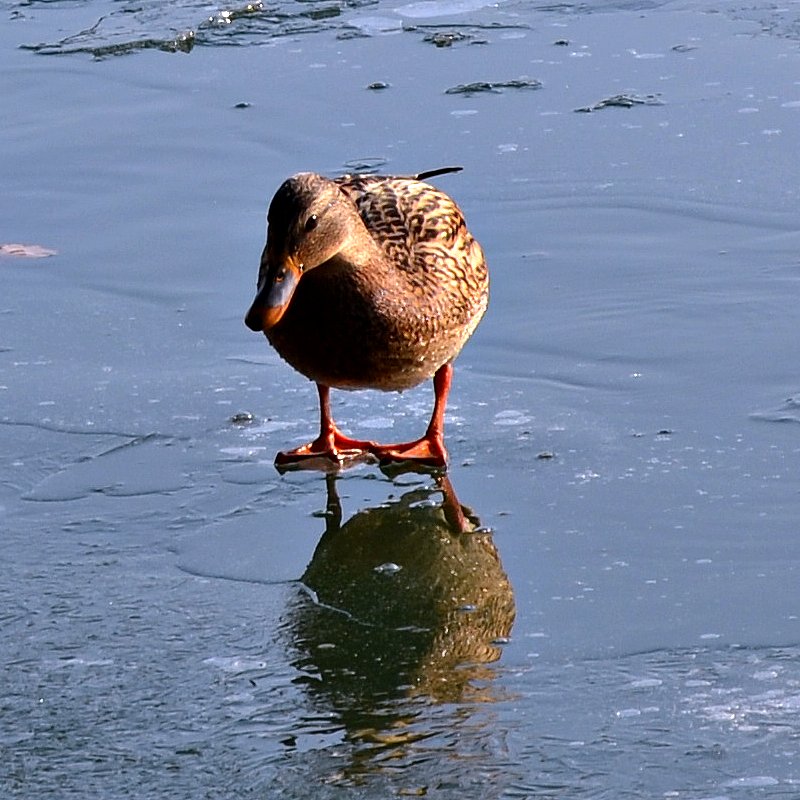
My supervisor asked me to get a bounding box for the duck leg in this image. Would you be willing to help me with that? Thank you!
[275,384,376,466]
[370,363,451,468]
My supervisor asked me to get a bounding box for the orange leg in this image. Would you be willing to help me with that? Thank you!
[275,384,376,466]
[437,473,470,532]
[370,363,452,469]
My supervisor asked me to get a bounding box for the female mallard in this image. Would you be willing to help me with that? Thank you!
[244,167,488,468]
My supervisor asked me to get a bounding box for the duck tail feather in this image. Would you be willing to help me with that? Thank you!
[415,166,463,181]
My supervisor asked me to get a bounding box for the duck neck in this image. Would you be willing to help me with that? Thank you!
[334,225,389,275]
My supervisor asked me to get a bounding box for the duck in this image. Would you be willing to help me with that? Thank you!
[244,167,488,469]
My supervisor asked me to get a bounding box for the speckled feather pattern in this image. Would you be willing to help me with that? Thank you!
[266,172,488,392]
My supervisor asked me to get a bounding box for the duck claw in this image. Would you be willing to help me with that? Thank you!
[370,436,448,469]
[274,450,374,473]
[274,427,377,469]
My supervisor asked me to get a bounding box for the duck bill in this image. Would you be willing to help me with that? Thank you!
[244,260,302,332]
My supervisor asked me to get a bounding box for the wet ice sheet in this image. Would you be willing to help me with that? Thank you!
[9,459,800,798]
[3,0,800,797]
[492,645,800,798]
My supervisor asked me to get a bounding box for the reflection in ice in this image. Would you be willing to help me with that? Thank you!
[285,473,515,783]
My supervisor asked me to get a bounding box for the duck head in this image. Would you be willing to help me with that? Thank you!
[245,173,357,332]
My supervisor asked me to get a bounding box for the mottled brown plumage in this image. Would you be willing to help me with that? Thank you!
[244,169,488,468]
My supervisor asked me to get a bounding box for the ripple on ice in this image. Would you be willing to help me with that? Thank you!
[723,776,779,788]
[628,677,663,689]
[203,655,268,673]
[244,419,300,436]
[359,416,395,430]
[396,0,500,18]
[346,16,403,35]
[493,409,532,426]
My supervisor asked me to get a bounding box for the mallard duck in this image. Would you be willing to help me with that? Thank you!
[244,167,488,468]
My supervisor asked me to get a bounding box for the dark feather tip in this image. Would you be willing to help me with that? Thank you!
[415,166,463,181]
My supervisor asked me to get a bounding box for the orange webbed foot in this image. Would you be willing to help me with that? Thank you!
[275,426,377,467]
[369,435,448,469]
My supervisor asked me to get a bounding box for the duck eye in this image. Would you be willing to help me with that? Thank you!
[304,214,318,233]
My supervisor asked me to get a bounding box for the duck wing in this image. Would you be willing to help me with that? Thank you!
[334,172,487,307]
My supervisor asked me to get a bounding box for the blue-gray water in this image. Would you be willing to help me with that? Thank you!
[3,0,800,796]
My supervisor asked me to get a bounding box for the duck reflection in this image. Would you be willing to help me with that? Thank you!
[289,472,515,759]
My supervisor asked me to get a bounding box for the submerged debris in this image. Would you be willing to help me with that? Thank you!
[206,3,264,27]
[0,243,57,258]
[446,81,494,95]
[23,29,196,57]
[23,20,198,56]
[341,157,388,174]
[16,1,317,58]
[575,93,664,112]
[445,77,542,96]
[752,395,800,424]
[423,30,472,47]
[230,411,256,426]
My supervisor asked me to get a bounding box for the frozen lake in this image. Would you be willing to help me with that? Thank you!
[3,0,800,796]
